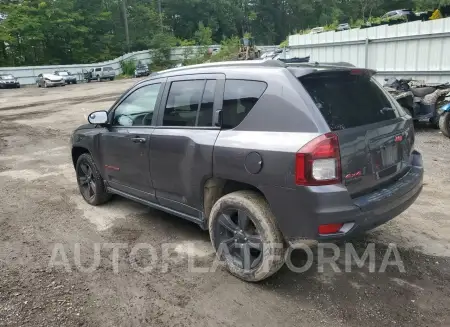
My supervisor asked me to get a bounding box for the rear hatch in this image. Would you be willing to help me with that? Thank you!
[103,67,115,77]
[299,70,415,198]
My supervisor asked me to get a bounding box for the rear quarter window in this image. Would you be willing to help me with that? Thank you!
[300,71,399,131]
[222,80,267,129]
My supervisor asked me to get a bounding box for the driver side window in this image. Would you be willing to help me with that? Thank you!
[113,83,161,127]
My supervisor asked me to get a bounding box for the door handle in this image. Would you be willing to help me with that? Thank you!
[131,137,146,143]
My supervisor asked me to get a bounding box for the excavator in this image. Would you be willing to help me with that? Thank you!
[237,37,261,60]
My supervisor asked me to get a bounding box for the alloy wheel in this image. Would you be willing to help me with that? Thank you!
[77,161,96,201]
[214,209,263,271]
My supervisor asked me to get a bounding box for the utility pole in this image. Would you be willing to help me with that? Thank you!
[158,0,163,31]
[122,0,130,52]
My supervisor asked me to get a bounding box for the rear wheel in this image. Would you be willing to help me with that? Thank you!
[439,112,450,138]
[76,153,112,206]
[208,191,285,282]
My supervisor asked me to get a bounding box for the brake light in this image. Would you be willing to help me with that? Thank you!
[295,133,341,186]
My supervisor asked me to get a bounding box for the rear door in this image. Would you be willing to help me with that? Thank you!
[300,70,415,198]
[150,74,224,218]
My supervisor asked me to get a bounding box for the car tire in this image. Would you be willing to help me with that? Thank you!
[208,190,286,282]
[76,153,112,206]
[110,78,114,81]
[74,81,77,84]
[97,75,101,82]
[439,112,450,138]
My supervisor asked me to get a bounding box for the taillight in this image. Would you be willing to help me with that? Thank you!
[295,133,341,186]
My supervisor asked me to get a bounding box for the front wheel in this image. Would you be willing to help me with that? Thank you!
[110,77,114,81]
[439,112,450,138]
[76,153,112,206]
[208,190,286,282]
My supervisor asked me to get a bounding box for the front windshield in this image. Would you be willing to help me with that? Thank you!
[58,71,69,76]
[0,74,14,79]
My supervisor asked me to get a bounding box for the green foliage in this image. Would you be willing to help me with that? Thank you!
[149,32,176,71]
[0,0,447,66]
[120,60,136,76]
[279,39,289,48]
[194,22,213,46]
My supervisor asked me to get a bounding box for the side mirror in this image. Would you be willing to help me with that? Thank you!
[88,111,108,125]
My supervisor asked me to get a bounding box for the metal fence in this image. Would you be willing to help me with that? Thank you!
[0,44,278,85]
[288,18,450,83]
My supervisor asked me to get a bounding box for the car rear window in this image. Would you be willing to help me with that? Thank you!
[104,67,113,71]
[300,71,398,131]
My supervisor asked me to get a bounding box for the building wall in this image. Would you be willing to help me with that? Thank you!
[288,18,450,83]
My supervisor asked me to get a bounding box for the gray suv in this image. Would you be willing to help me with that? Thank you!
[71,60,423,282]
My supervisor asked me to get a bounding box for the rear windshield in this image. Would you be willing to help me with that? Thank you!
[300,71,398,131]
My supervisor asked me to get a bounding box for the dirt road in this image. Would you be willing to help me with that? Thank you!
[0,81,449,327]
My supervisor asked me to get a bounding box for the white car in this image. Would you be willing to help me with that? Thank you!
[310,27,325,34]
[36,73,65,88]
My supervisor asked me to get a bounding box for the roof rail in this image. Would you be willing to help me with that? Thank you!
[154,59,286,75]
[284,61,356,69]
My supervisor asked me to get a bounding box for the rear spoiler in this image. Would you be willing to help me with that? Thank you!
[286,61,376,76]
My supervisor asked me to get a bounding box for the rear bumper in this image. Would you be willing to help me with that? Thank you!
[0,82,19,88]
[261,151,424,241]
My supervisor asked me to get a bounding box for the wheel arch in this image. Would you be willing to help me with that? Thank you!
[72,146,90,168]
[203,177,267,222]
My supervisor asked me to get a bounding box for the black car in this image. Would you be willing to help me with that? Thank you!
[54,70,77,84]
[0,74,20,88]
[134,64,150,78]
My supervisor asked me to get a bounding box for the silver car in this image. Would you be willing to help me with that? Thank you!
[336,23,350,31]
[36,73,65,88]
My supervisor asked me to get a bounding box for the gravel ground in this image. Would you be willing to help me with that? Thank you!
[0,81,449,327]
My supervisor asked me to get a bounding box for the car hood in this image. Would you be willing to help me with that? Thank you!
[43,74,62,81]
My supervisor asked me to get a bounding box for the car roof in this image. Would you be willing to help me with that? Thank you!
[139,60,364,84]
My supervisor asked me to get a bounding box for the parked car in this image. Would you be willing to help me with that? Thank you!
[54,70,77,84]
[336,23,350,31]
[382,9,415,20]
[84,66,115,82]
[310,27,325,34]
[71,60,423,282]
[36,73,65,88]
[134,64,150,78]
[0,74,20,88]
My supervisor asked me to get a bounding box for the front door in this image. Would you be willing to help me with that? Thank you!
[99,80,165,201]
[150,74,224,218]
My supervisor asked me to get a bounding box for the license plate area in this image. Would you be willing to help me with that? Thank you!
[371,144,401,174]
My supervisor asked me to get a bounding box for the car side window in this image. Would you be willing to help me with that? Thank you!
[162,80,212,127]
[95,68,101,72]
[112,83,161,127]
[221,80,267,129]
